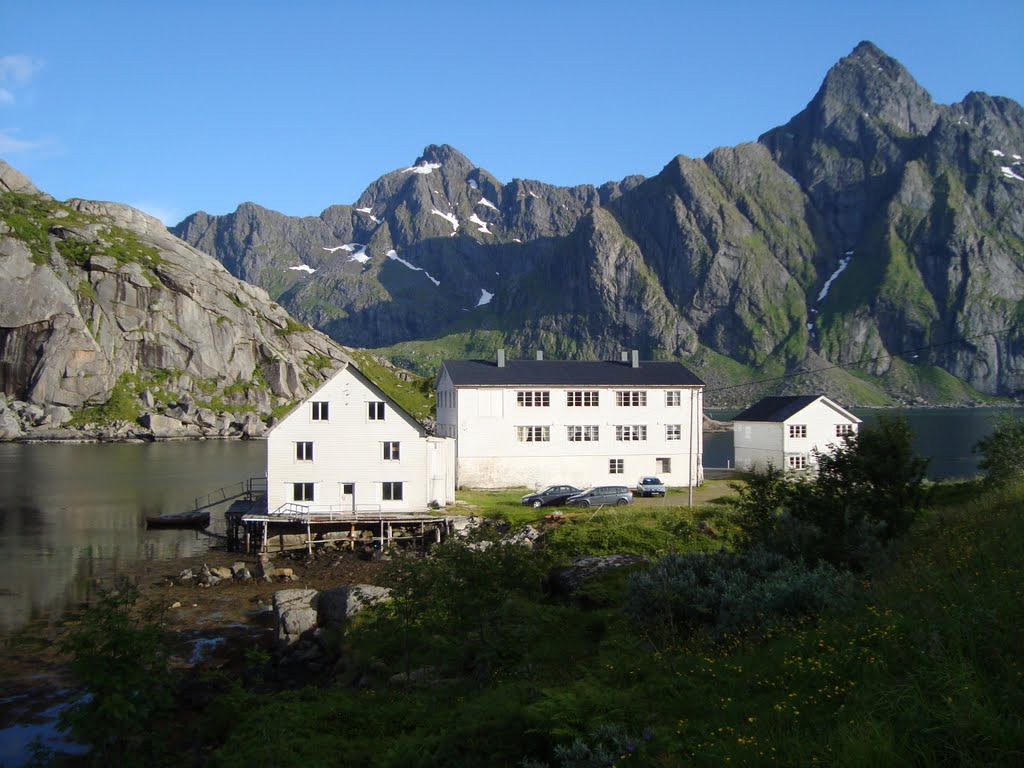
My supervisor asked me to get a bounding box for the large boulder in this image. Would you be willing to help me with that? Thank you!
[273,588,319,646]
[0,409,23,440]
[317,585,392,628]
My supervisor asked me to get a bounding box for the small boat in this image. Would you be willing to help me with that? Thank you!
[145,510,211,529]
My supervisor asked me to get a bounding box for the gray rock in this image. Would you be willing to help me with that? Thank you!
[0,410,24,440]
[209,566,234,580]
[139,413,183,438]
[239,413,266,438]
[548,553,650,597]
[273,588,319,646]
[318,585,392,627]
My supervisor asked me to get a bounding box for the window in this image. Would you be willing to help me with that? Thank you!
[788,424,807,438]
[517,390,550,407]
[516,426,550,442]
[657,457,672,474]
[609,459,624,474]
[368,401,385,420]
[383,441,400,460]
[836,423,855,436]
[311,401,329,421]
[616,391,647,406]
[382,482,403,501]
[666,390,681,406]
[295,441,313,461]
[342,483,354,495]
[615,425,647,441]
[788,455,809,470]
[567,390,599,407]
[292,482,314,501]
[567,425,600,442]
[666,424,681,441]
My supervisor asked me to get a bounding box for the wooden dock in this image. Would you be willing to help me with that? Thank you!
[226,498,453,555]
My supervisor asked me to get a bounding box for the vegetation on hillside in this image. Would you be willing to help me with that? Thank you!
[54,417,1024,766]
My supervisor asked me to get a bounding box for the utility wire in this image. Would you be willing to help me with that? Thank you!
[704,325,1020,395]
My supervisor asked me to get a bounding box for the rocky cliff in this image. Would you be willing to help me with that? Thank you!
[160,42,1022,405]
[0,161,353,440]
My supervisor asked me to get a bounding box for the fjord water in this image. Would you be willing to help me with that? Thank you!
[0,440,264,634]
[704,406,1019,478]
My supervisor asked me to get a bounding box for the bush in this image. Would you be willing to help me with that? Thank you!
[624,548,854,642]
[58,580,174,764]
[974,414,1024,487]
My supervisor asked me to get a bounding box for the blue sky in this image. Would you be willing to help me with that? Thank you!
[2,1,1022,225]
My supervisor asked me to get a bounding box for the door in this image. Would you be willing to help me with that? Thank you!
[340,483,355,512]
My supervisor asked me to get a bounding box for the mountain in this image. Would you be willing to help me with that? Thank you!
[0,160,355,440]
[168,41,1020,405]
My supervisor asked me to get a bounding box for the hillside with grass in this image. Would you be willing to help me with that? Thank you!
[53,418,1024,766]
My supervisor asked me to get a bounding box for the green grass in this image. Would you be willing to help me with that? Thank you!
[347,348,435,423]
[202,478,1024,767]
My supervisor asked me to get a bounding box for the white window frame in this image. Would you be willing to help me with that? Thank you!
[567,390,599,407]
[516,425,550,442]
[368,401,385,421]
[657,457,672,474]
[615,425,647,442]
[609,459,624,474]
[789,424,807,438]
[293,482,314,502]
[382,481,403,501]
[787,455,809,470]
[295,441,313,461]
[311,401,329,421]
[616,390,647,407]
[516,390,550,407]
[383,441,400,461]
[665,390,681,406]
[567,425,600,442]
[666,424,682,441]
[836,423,855,436]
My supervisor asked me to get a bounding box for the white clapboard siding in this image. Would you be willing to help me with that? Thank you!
[267,365,454,513]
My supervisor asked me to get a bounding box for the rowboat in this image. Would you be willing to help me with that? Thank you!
[145,510,210,529]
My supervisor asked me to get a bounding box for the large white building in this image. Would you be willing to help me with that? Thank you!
[435,351,705,490]
[266,363,455,515]
[732,394,861,473]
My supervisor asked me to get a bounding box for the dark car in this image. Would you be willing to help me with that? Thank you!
[636,476,667,497]
[566,486,633,508]
[521,485,582,508]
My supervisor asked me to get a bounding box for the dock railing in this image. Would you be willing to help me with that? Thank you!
[190,477,267,513]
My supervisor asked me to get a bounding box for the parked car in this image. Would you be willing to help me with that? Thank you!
[636,476,667,497]
[521,485,581,508]
[566,486,633,508]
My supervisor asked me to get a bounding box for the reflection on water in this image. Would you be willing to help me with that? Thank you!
[0,440,265,634]
[705,407,1019,480]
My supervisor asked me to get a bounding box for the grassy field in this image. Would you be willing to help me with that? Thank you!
[199,476,1024,767]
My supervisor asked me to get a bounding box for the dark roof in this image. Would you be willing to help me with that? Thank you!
[731,395,826,423]
[441,359,704,387]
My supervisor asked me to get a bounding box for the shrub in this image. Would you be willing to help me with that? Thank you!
[974,414,1024,487]
[58,580,174,764]
[624,548,854,642]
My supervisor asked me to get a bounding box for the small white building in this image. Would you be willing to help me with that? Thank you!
[435,350,705,490]
[732,394,861,473]
[266,363,455,515]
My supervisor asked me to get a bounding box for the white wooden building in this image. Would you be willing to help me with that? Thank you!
[266,363,455,515]
[732,395,861,473]
[436,350,705,490]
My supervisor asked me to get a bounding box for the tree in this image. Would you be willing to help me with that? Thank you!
[974,414,1024,487]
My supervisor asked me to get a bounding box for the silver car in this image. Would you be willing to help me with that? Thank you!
[636,476,667,497]
[566,486,633,507]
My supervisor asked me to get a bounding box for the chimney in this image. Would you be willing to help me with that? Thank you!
[621,351,629,363]
[536,350,544,361]
[497,349,505,368]
[631,349,639,368]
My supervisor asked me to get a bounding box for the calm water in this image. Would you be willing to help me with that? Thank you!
[704,406,1019,479]
[0,440,265,635]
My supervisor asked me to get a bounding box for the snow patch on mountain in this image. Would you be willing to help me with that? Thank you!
[469,214,491,234]
[476,288,494,307]
[431,208,459,232]
[403,162,442,175]
[1001,165,1024,181]
[817,253,853,303]
[387,249,440,286]
[477,197,498,211]
[289,264,317,274]
[355,207,380,224]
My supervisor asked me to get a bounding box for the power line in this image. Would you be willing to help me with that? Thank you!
[704,325,1020,395]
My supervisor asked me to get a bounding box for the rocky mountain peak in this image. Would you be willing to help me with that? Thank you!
[811,40,939,136]
[415,144,475,175]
